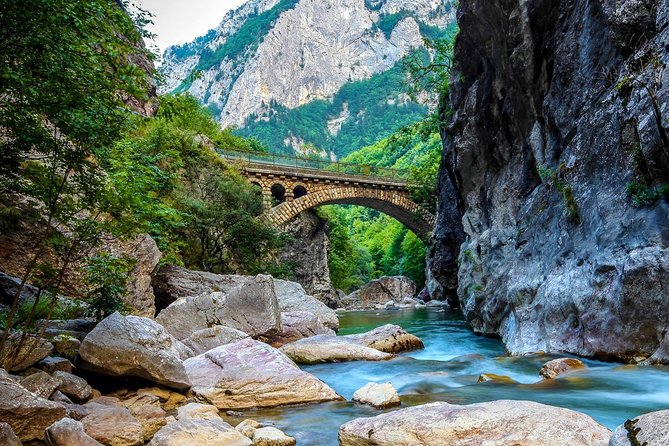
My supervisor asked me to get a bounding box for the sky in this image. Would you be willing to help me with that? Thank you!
[138,0,248,57]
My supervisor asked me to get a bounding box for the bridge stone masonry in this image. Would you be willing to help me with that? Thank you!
[220,150,436,241]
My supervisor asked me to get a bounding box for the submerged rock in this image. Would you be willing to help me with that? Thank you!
[539,358,587,379]
[78,312,191,389]
[280,335,394,364]
[338,400,610,445]
[343,324,424,353]
[610,409,669,446]
[352,382,401,409]
[0,368,66,442]
[147,418,252,446]
[476,373,517,384]
[184,338,342,409]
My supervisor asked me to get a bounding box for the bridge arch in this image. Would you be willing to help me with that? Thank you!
[266,186,434,241]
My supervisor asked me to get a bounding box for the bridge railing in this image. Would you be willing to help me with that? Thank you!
[218,149,410,180]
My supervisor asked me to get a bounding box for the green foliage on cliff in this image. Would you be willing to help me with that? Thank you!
[102,94,286,275]
[237,58,428,157]
[318,118,441,292]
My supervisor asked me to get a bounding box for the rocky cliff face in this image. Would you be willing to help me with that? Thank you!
[160,0,455,128]
[279,210,339,307]
[429,0,669,362]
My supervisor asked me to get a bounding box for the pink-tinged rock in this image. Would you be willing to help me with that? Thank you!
[338,400,610,446]
[270,311,335,347]
[184,338,342,409]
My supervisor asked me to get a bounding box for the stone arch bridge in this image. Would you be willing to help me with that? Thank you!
[220,150,436,241]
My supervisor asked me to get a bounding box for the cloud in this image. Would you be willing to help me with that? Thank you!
[138,0,248,57]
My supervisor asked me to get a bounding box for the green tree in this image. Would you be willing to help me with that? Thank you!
[0,0,154,368]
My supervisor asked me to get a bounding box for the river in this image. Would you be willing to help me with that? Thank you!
[224,308,669,445]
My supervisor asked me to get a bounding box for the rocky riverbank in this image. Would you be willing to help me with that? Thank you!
[1,269,668,445]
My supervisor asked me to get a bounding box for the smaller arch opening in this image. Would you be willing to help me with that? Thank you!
[271,183,286,205]
[293,185,307,199]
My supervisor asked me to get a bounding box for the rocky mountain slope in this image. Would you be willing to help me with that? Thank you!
[160,0,456,155]
[428,0,669,362]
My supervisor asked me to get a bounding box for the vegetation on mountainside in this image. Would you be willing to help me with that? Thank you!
[175,0,301,93]
[237,61,429,157]
[0,1,285,369]
[317,29,456,293]
[320,117,442,292]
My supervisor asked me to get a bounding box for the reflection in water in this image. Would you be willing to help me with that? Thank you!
[222,309,669,446]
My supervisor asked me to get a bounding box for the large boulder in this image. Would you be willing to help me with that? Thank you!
[610,409,669,446]
[155,275,281,340]
[181,326,249,357]
[341,276,417,310]
[279,335,394,364]
[343,324,424,353]
[270,311,335,347]
[45,418,103,446]
[252,426,296,446]
[176,402,220,421]
[0,368,66,442]
[184,338,342,409]
[121,394,167,441]
[81,400,144,446]
[78,312,191,389]
[147,418,252,446]
[339,400,611,445]
[152,264,339,331]
[273,279,339,331]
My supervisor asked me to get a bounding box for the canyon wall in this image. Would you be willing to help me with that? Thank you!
[429,0,669,362]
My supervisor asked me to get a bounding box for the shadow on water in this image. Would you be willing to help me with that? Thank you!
[224,308,669,446]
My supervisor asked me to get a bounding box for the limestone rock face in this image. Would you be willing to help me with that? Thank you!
[78,312,191,389]
[155,277,280,341]
[610,409,669,446]
[0,368,66,442]
[352,382,401,408]
[118,235,162,317]
[278,211,339,307]
[147,418,252,446]
[539,358,587,379]
[343,324,424,353]
[160,0,455,130]
[270,311,335,347]
[342,276,417,310]
[45,418,103,446]
[279,335,394,364]
[427,0,669,361]
[183,338,342,409]
[338,400,611,446]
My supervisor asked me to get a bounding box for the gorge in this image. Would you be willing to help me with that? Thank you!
[0,0,668,445]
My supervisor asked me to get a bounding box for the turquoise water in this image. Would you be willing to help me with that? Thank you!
[224,309,669,445]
